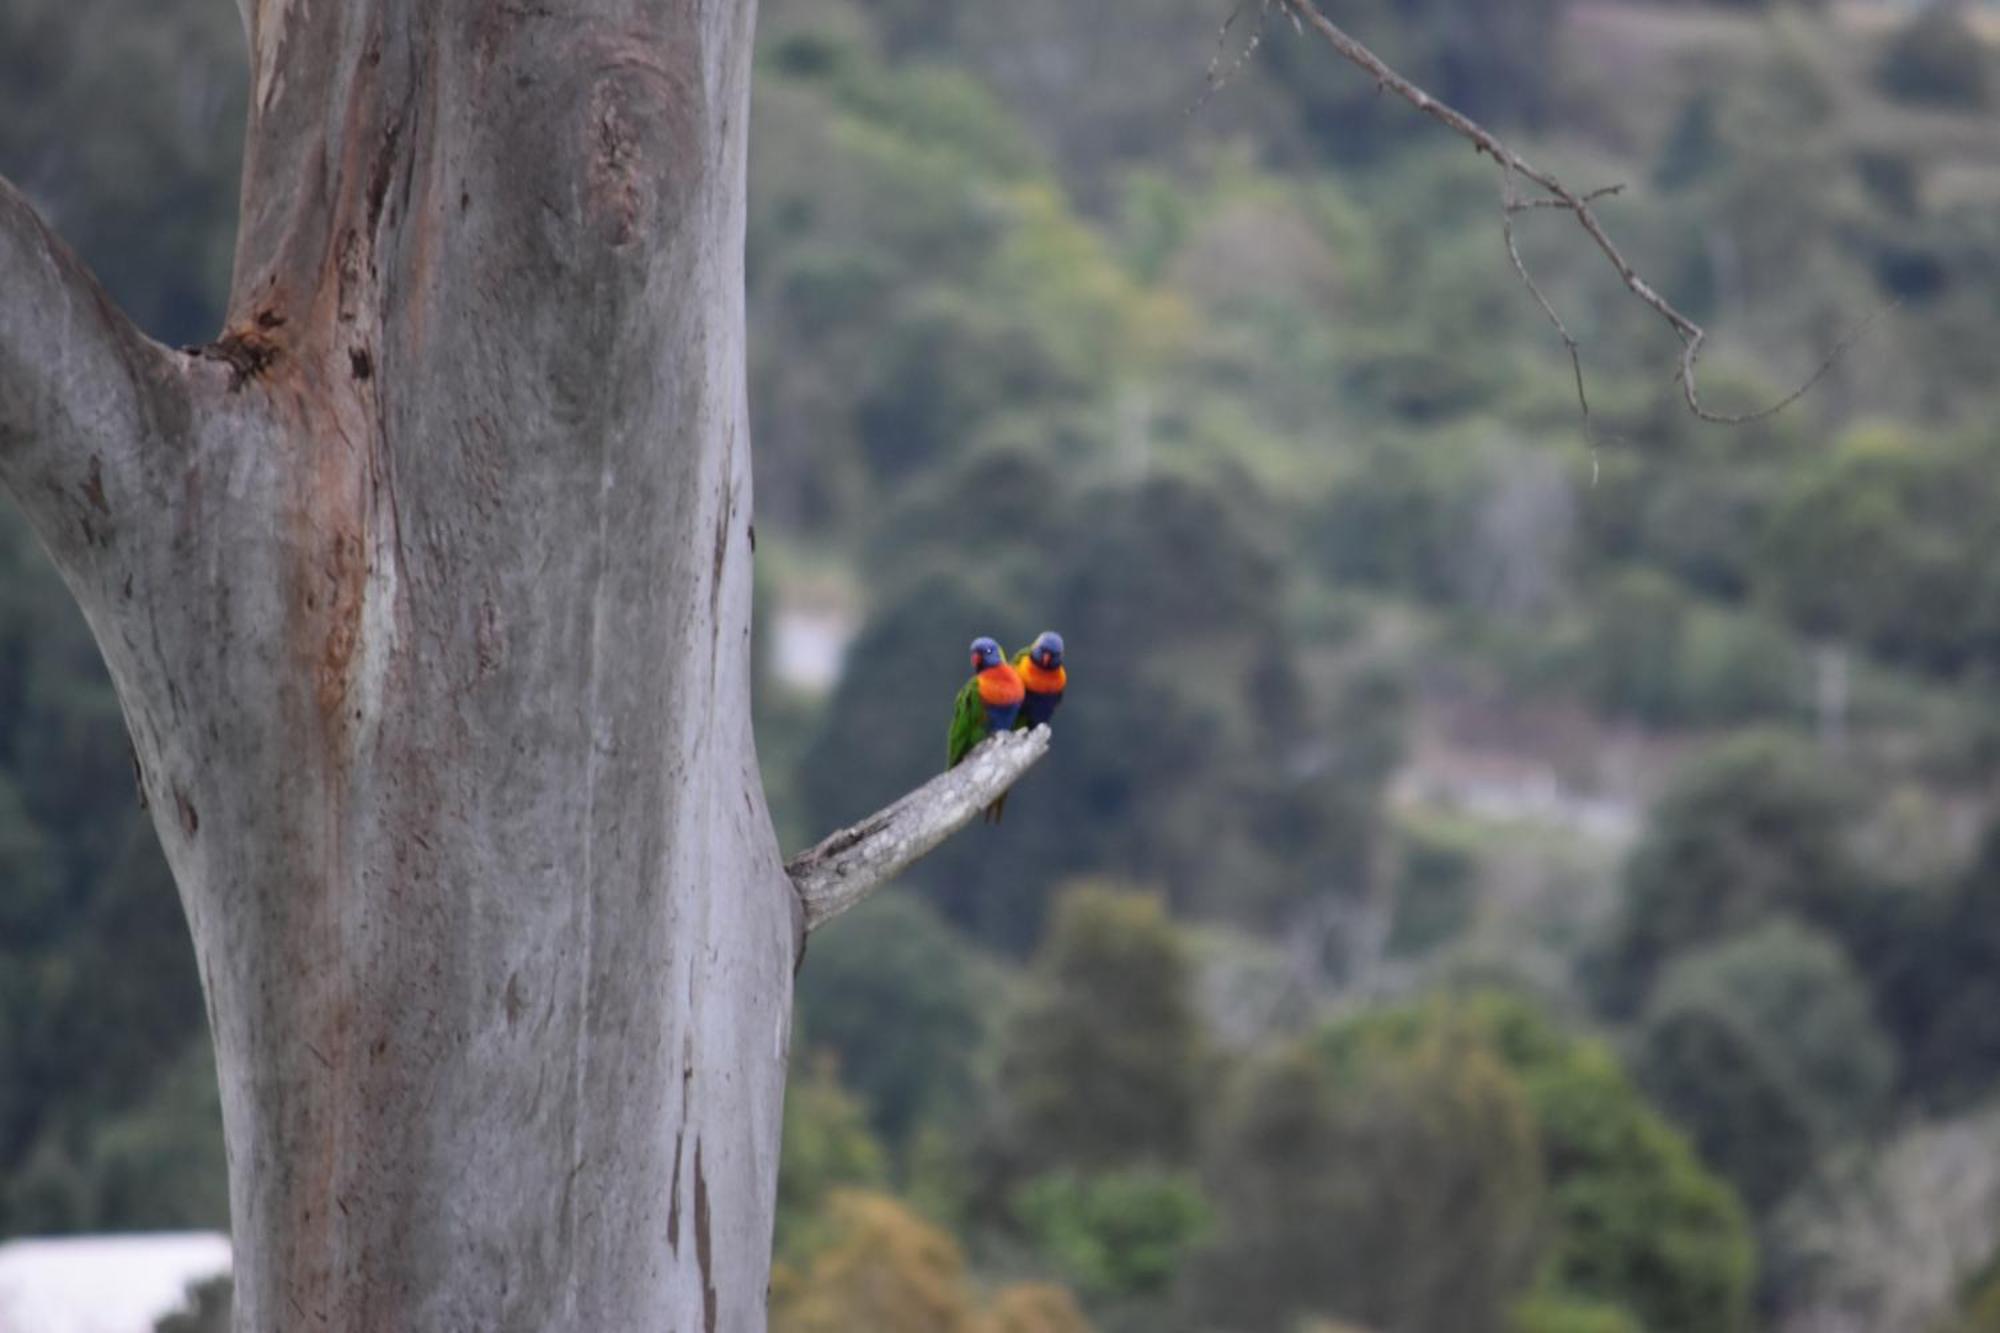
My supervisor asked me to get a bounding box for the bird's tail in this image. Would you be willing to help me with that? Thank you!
[985,793,1008,824]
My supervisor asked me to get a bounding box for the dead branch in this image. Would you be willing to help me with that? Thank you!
[786,725,1054,934]
[1264,0,1884,426]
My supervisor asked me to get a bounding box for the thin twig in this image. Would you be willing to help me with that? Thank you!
[1192,0,1273,116]
[1274,0,1884,427]
[1506,184,1627,213]
[1499,161,1598,482]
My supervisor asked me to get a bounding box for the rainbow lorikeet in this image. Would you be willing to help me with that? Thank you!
[1012,630,1066,729]
[947,636,1026,771]
[986,630,1066,824]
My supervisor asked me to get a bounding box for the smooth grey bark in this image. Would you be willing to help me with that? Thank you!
[3,4,1049,1327]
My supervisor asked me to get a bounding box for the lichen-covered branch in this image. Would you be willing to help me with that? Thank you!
[0,173,195,577]
[787,726,1054,934]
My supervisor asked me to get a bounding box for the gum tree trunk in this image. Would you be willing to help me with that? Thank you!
[1,0,1056,1323]
[1,1,800,1327]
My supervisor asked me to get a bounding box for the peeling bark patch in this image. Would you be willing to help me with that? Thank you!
[694,1143,716,1333]
[587,83,647,246]
[173,785,199,836]
[316,533,367,722]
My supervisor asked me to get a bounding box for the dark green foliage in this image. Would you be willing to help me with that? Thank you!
[777,1057,890,1257]
[1592,731,1865,1016]
[1634,995,1815,1213]
[1387,815,1480,957]
[4,1036,225,1234]
[1634,923,1895,1210]
[1310,997,1754,1333]
[1760,425,2000,677]
[1193,1008,1545,1333]
[0,510,209,1235]
[0,0,242,344]
[1877,5,1992,108]
[1653,96,1725,192]
[1566,570,1802,726]
[1013,1168,1211,1298]
[855,291,1091,484]
[992,888,1204,1175]
[1470,999,1754,1333]
[794,893,993,1147]
[0,776,58,941]
[1509,1295,1643,1333]
[1861,823,2000,1110]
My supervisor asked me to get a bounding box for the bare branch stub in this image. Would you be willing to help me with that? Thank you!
[1270,0,1884,427]
[786,725,1054,935]
[0,174,198,580]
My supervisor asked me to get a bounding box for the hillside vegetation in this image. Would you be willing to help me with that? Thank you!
[6,1,2000,1330]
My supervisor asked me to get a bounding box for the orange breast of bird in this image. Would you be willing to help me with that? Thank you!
[977,665,1025,707]
[1017,660,1067,695]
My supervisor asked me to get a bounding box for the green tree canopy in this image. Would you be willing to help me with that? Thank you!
[1193,1007,1544,1333]
[1593,730,1866,1015]
[991,886,1206,1176]
[1634,921,1896,1211]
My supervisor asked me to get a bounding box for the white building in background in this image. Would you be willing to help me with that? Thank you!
[771,606,853,695]
[0,1234,228,1333]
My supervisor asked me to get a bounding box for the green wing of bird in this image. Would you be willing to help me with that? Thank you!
[946,675,986,769]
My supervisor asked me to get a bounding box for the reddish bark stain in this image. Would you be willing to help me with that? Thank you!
[173,785,199,836]
[204,323,282,389]
[315,532,366,723]
[586,82,646,246]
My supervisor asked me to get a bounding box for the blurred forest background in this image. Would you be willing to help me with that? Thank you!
[4,0,2000,1329]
